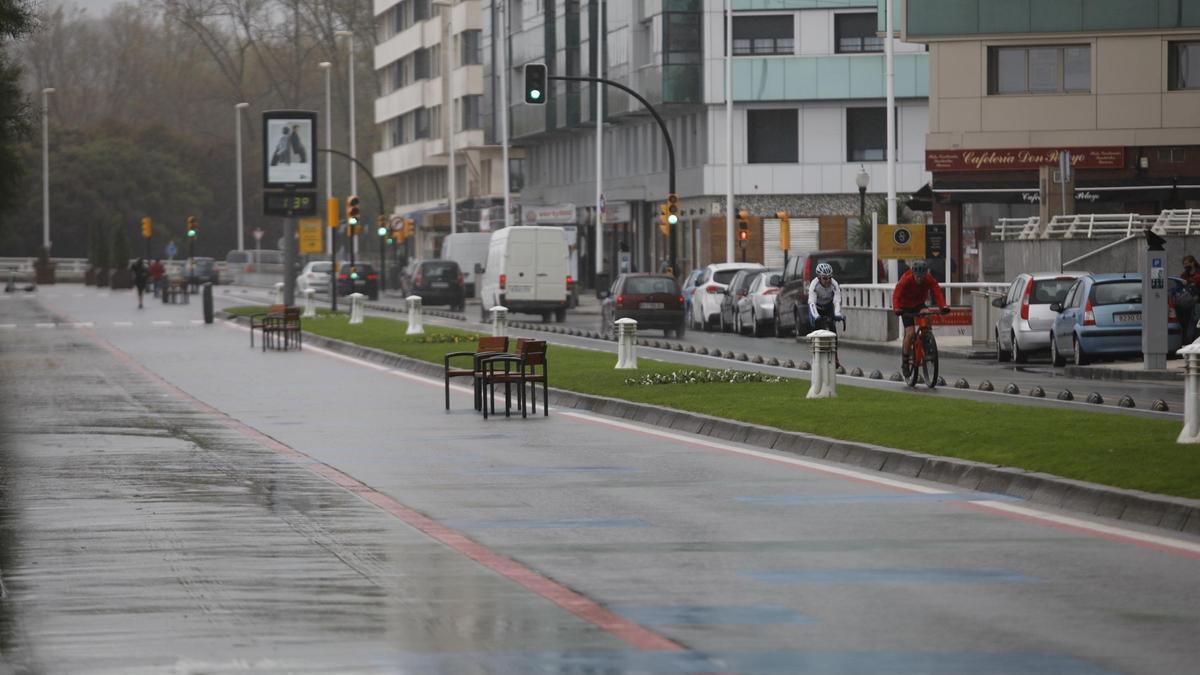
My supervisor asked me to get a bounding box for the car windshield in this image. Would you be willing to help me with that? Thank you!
[310,263,332,273]
[624,277,677,294]
[815,255,871,283]
[1091,280,1141,306]
[341,264,375,275]
[1031,278,1074,304]
[766,273,783,287]
[713,269,742,284]
[421,262,459,281]
[736,272,763,293]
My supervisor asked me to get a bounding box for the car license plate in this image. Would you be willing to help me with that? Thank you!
[509,284,532,293]
[640,302,664,310]
[431,282,449,288]
[1114,312,1141,324]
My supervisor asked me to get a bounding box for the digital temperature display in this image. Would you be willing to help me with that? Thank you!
[264,191,318,217]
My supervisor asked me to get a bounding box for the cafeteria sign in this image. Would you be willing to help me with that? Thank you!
[878,224,926,260]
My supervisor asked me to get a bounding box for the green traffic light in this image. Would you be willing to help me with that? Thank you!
[529,89,541,100]
[350,271,358,280]
[377,226,387,236]
[387,238,394,245]
[667,214,678,225]
[187,229,196,238]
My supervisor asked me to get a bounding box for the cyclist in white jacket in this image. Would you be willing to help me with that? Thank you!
[807,262,844,367]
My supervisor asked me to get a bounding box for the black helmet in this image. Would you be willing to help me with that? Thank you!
[911,259,929,276]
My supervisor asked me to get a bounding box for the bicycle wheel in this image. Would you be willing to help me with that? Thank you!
[921,332,939,389]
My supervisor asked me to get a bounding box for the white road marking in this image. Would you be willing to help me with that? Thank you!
[972,500,1200,557]
[190,319,204,325]
[0,324,14,329]
[112,321,133,327]
[35,323,56,328]
[152,321,173,327]
[71,322,95,328]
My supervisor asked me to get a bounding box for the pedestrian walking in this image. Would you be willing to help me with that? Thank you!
[1178,255,1200,344]
[149,259,165,298]
[130,258,149,309]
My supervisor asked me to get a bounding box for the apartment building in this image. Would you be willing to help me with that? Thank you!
[373,0,512,259]
[482,0,930,285]
[903,0,1200,262]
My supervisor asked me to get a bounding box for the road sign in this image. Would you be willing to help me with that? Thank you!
[252,228,264,242]
[925,224,946,259]
[877,224,927,260]
[298,218,324,254]
[164,241,178,259]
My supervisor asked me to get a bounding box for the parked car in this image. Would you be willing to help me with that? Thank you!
[600,273,686,338]
[186,257,220,285]
[404,259,466,311]
[296,261,332,295]
[993,272,1083,363]
[335,261,379,300]
[775,250,879,337]
[479,226,570,322]
[736,269,784,337]
[1049,273,1182,366]
[689,262,765,331]
[680,268,704,322]
[718,269,765,333]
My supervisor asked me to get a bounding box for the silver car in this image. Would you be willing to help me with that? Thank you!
[735,269,783,337]
[993,271,1083,363]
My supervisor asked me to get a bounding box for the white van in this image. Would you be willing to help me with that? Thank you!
[440,232,492,297]
[480,226,570,322]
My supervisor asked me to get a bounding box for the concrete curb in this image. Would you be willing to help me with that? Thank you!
[1064,364,1184,382]
[221,312,1199,537]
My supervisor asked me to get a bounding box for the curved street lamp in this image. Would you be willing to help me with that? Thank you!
[235,102,249,252]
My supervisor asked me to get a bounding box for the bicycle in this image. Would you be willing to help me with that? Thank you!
[810,313,847,369]
[900,308,940,389]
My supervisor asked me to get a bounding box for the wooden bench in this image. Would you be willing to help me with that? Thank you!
[443,336,509,411]
[480,339,548,419]
[250,304,302,351]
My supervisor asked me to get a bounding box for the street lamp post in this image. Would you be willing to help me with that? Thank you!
[320,61,337,311]
[235,102,249,253]
[335,30,357,255]
[41,87,55,254]
[856,166,876,284]
[433,0,456,234]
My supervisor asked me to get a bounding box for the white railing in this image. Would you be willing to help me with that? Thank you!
[841,282,1008,311]
[992,217,1041,241]
[992,209,1200,241]
[1154,209,1200,235]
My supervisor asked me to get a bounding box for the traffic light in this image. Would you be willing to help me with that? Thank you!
[376,215,387,237]
[524,63,547,104]
[403,218,414,240]
[187,216,197,238]
[346,195,361,227]
[737,210,749,244]
[327,196,340,228]
[349,265,359,280]
[666,193,680,226]
[776,210,790,251]
[658,202,671,237]
[141,217,152,239]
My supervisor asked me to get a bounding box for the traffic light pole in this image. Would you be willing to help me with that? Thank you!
[379,232,386,293]
[548,75,676,275]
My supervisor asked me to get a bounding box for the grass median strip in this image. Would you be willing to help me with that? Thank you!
[227,306,1199,500]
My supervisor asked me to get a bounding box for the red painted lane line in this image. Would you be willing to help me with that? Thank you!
[79,327,687,653]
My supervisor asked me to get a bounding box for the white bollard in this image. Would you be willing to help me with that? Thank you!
[806,329,838,398]
[348,292,365,325]
[406,295,425,335]
[273,282,284,305]
[302,289,316,318]
[490,306,509,337]
[1178,341,1200,442]
[615,318,638,369]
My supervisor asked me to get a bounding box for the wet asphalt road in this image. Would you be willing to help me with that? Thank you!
[1,287,1199,674]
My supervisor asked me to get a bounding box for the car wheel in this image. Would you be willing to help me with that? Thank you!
[793,308,806,342]
[996,330,1011,363]
[664,328,674,338]
[1011,332,1028,364]
[676,320,687,339]
[1073,336,1090,366]
[554,308,567,323]
[774,310,788,338]
[734,312,742,335]
[542,311,552,322]
[1049,333,1065,367]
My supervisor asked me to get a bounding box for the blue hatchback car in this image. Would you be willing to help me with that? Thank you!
[1048,273,1182,366]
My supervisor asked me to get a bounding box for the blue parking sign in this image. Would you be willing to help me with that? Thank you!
[165,241,178,260]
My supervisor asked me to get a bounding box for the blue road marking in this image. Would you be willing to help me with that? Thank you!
[736,492,1019,506]
[744,568,1036,585]
[467,466,640,476]
[376,649,1116,674]
[442,517,649,530]
[610,604,814,626]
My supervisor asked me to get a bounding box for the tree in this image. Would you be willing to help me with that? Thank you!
[0,0,35,215]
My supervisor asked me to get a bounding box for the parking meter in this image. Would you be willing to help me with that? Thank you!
[1142,231,1168,370]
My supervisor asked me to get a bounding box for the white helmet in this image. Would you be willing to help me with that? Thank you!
[815,262,834,279]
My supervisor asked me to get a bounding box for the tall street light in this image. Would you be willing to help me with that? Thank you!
[319,61,336,310]
[335,30,357,254]
[594,0,604,285]
[433,0,456,234]
[856,165,877,284]
[41,87,55,254]
[235,102,249,253]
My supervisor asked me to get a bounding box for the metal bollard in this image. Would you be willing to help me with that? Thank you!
[1178,341,1200,442]
[615,318,638,369]
[273,282,284,305]
[406,295,425,335]
[302,289,317,318]
[202,282,214,324]
[348,292,365,325]
[806,329,838,398]
[490,306,508,337]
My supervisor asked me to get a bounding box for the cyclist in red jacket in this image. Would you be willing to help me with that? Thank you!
[892,260,950,369]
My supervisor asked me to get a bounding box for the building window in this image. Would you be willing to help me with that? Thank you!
[664,11,702,64]
[747,109,798,164]
[414,108,430,139]
[732,15,794,56]
[460,30,482,66]
[846,107,887,162]
[460,95,483,130]
[509,157,526,193]
[835,13,882,54]
[988,45,1091,95]
[1169,41,1200,90]
[414,48,430,79]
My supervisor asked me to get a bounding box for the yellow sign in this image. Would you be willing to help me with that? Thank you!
[299,217,324,254]
[877,224,926,260]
